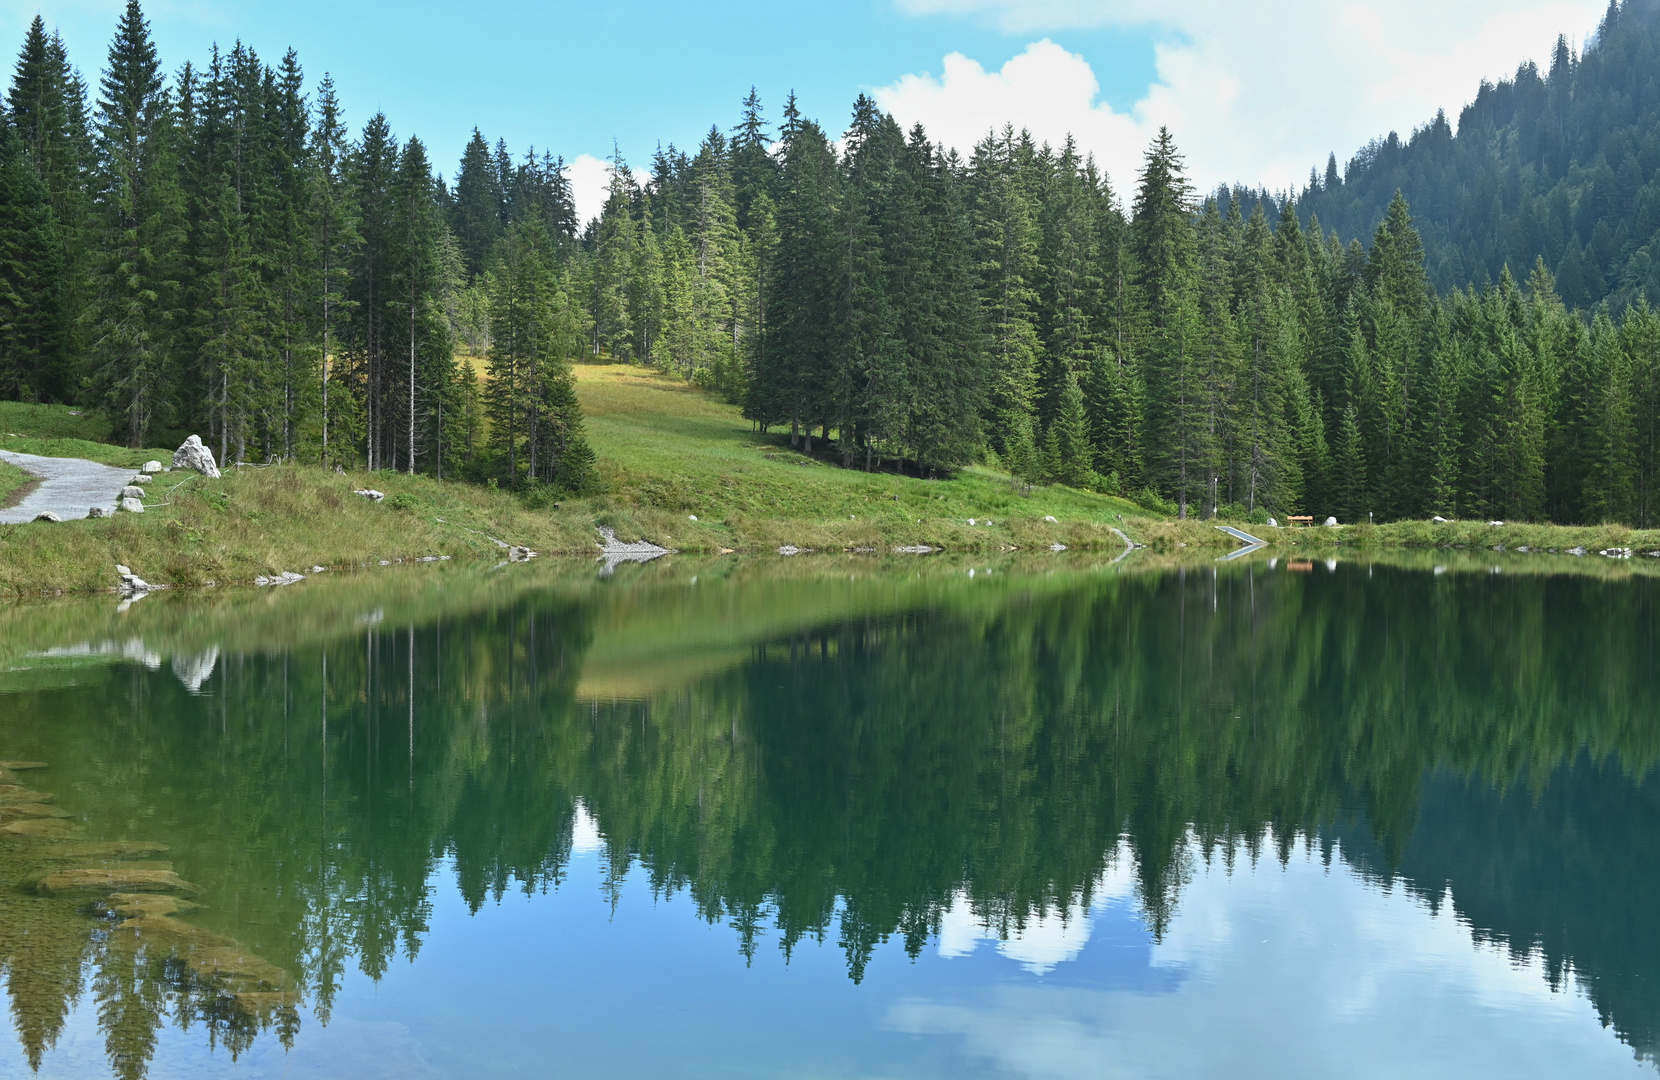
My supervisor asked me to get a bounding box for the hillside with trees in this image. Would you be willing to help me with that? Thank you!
[4,0,1660,526]
[1292,0,1660,312]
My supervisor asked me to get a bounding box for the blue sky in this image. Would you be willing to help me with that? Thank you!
[8,0,1611,222]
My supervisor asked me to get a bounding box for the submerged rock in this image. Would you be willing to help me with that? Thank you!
[36,867,199,895]
[0,785,54,804]
[51,840,170,859]
[171,434,221,478]
[99,893,199,918]
[86,506,109,518]
[0,803,71,819]
[0,818,83,838]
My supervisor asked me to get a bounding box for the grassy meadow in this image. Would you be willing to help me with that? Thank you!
[0,365,1167,595]
[4,363,1660,597]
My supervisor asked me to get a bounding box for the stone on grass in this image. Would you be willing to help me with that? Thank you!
[354,488,385,501]
[119,497,144,513]
[132,474,152,484]
[778,545,802,556]
[1043,515,1058,523]
[1267,517,1279,527]
[1050,543,1068,552]
[120,485,145,500]
[171,435,221,478]
[32,511,61,522]
[1432,515,1448,522]
[1489,520,1505,527]
[143,460,163,474]
[1324,516,1338,526]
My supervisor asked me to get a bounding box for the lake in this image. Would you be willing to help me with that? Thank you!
[0,550,1656,1079]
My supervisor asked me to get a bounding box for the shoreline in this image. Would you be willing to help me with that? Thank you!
[2,456,1658,598]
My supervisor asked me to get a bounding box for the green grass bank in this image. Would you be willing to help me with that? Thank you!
[3,365,1660,596]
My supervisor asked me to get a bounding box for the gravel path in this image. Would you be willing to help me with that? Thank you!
[0,449,139,524]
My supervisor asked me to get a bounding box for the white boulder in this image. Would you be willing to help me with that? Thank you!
[119,497,144,513]
[1043,515,1058,523]
[32,511,61,523]
[120,485,145,500]
[1267,517,1278,527]
[354,489,385,501]
[171,435,221,478]
[142,460,163,474]
[132,474,152,484]
[1324,516,1338,526]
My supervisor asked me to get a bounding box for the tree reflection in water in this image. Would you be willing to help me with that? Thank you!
[1,558,1657,1075]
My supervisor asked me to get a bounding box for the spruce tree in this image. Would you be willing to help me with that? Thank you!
[1132,128,1205,516]
[0,114,65,401]
[971,125,1041,455]
[309,73,357,465]
[451,127,501,280]
[88,0,183,447]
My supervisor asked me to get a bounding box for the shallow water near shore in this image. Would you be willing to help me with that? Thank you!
[0,551,1657,1078]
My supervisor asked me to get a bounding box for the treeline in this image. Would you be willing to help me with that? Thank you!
[7,2,1660,524]
[585,96,1660,524]
[0,2,595,492]
[1294,0,1660,312]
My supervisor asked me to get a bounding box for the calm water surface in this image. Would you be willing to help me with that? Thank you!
[0,552,1656,1078]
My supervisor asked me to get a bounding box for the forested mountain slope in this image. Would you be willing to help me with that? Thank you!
[1294,0,1660,311]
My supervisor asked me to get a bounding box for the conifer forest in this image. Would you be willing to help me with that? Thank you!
[6,0,1660,525]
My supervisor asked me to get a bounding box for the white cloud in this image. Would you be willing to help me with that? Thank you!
[880,1,1608,196]
[936,851,1141,974]
[570,798,605,855]
[567,153,612,230]
[887,836,1642,1079]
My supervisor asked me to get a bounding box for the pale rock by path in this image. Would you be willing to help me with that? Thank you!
[171,435,221,478]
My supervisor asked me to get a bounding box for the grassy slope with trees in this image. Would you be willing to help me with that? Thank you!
[6,0,1660,594]
[6,365,1660,597]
